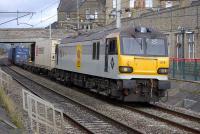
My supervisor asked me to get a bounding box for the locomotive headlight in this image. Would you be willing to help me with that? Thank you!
[119,66,133,73]
[158,68,168,74]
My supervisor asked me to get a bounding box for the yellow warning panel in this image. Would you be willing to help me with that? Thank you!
[76,45,82,69]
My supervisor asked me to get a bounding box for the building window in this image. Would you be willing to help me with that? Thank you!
[130,0,135,8]
[176,34,182,58]
[85,8,90,20]
[166,1,173,8]
[188,33,195,58]
[66,12,70,20]
[113,0,117,9]
[145,0,152,8]
[95,9,98,19]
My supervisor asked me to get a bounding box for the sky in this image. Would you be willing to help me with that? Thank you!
[0,0,60,28]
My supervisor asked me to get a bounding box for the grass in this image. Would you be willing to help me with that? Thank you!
[0,87,23,128]
[180,88,200,95]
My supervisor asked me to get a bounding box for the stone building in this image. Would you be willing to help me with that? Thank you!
[126,0,199,58]
[106,0,197,24]
[57,0,106,30]
[105,0,200,58]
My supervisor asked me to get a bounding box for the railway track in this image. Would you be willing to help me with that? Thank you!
[2,66,143,134]
[4,65,200,134]
[122,103,200,134]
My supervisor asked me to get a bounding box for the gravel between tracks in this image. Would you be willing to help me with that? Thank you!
[3,66,138,134]
[133,106,200,131]
[3,67,88,134]
[156,102,200,119]
[5,75,32,133]
[9,66,195,134]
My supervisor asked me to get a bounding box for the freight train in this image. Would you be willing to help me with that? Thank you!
[9,26,170,102]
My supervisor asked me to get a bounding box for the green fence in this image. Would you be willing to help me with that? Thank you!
[170,58,200,81]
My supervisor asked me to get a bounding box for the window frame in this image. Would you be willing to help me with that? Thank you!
[188,33,195,59]
[85,8,90,20]
[92,41,100,60]
[130,0,135,8]
[94,9,98,19]
[107,38,118,55]
[112,0,117,9]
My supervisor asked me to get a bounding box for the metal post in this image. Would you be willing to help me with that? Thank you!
[17,10,19,25]
[182,59,185,79]
[77,0,80,30]
[197,6,199,29]
[49,23,52,39]
[35,100,39,133]
[170,8,172,32]
[181,28,185,79]
[173,59,175,78]
[181,28,185,59]
[116,0,121,28]
[45,104,48,133]
[194,59,197,81]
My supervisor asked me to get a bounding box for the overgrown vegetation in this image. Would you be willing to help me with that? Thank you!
[0,87,23,128]
[180,88,200,95]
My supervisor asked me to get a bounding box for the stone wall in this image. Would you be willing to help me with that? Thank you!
[0,28,71,40]
[0,28,74,47]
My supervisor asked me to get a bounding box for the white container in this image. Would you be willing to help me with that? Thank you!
[35,39,59,70]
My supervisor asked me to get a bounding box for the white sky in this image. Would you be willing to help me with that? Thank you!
[0,0,59,28]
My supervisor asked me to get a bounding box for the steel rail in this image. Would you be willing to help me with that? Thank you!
[151,104,200,123]
[4,66,144,134]
[2,66,94,134]
[123,104,200,134]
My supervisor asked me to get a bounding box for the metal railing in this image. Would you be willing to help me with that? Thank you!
[22,89,64,134]
[170,58,200,81]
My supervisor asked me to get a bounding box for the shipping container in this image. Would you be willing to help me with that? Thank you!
[34,39,59,70]
[9,47,29,64]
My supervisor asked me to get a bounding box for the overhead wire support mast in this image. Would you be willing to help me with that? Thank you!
[116,0,121,28]
[77,0,80,30]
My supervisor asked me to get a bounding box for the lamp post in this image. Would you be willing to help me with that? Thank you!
[181,27,185,58]
[116,0,121,28]
[178,26,185,79]
[77,0,80,30]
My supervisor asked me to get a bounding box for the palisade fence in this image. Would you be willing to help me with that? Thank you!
[22,89,64,134]
[170,58,200,81]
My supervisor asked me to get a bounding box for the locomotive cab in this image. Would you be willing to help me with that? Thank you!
[105,27,170,102]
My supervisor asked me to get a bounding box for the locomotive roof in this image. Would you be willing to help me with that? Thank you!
[61,26,165,44]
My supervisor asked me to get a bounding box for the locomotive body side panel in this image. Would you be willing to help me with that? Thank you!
[56,39,119,79]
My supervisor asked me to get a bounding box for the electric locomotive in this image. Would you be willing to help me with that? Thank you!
[54,26,170,102]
